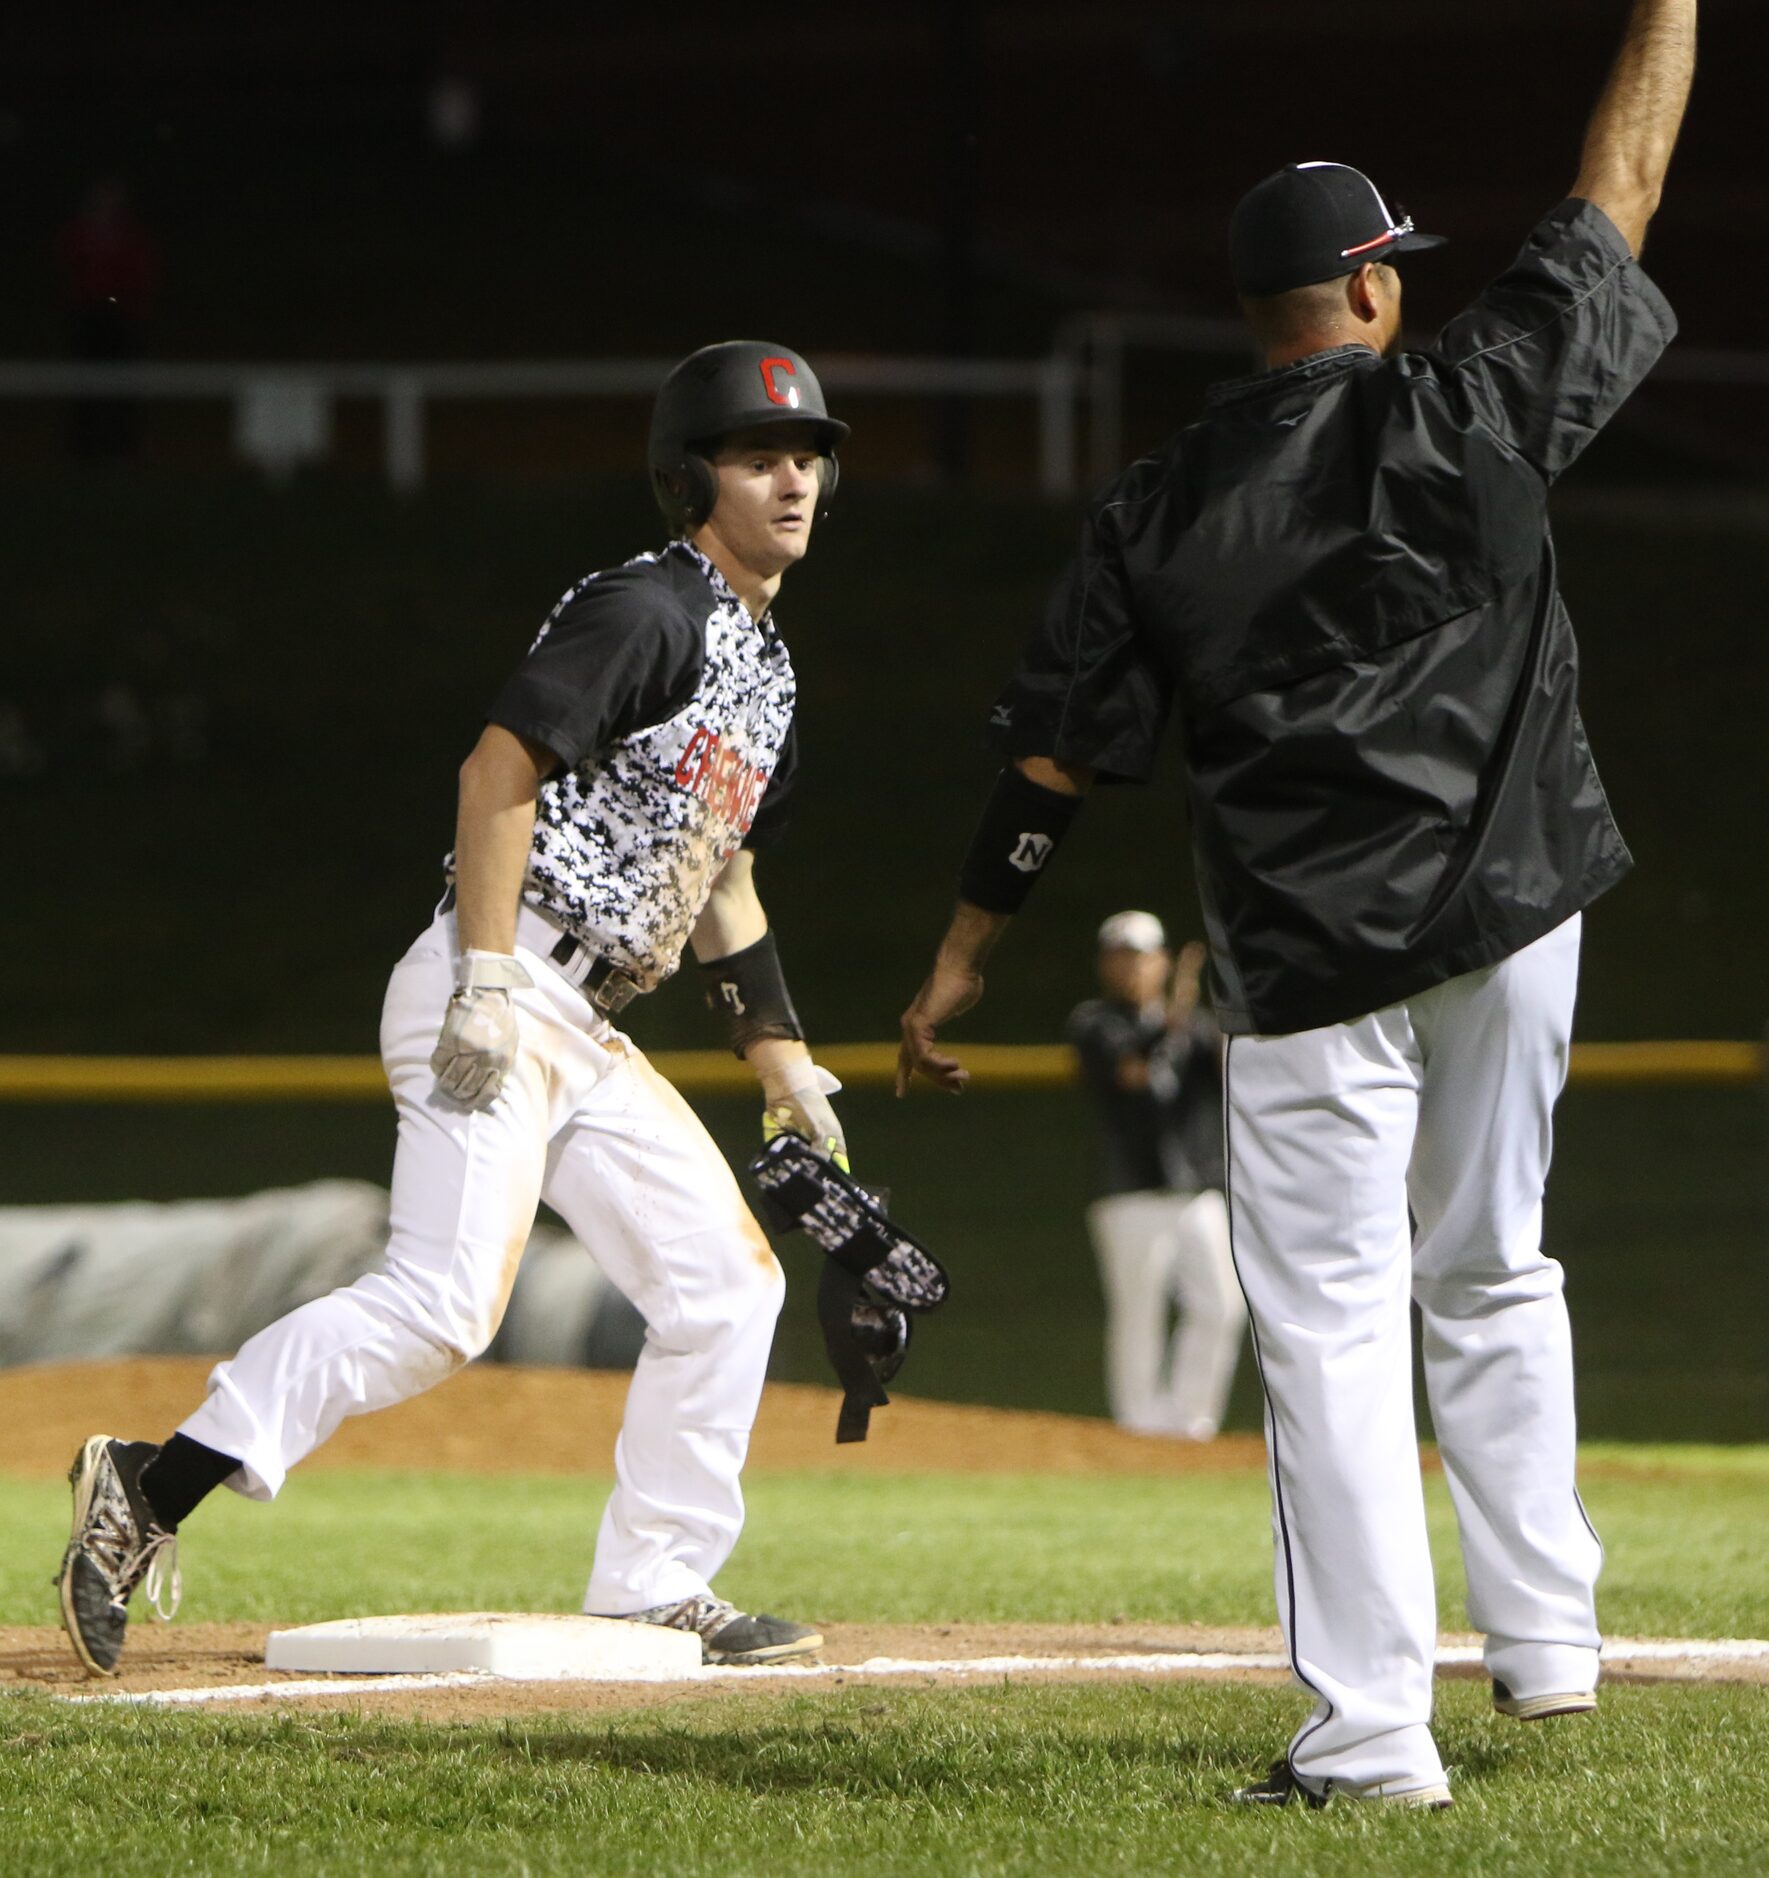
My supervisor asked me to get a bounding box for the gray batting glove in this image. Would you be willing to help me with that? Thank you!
[760,1060,848,1170]
[430,949,534,1109]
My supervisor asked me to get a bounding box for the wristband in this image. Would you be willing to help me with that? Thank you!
[957,767,1083,913]
[457,949,534,992]
[700,930,805,1058]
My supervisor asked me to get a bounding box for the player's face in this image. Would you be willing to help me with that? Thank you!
[703,428,823,578]
[1100,946,1169,1004]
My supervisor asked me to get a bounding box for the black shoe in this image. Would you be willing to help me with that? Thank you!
[1230,1759,1329,1809]
[1493,1677,1598,1720]
[618,1594,823,1666]
[55,1436,181,1676]
[1230,1757,1452,1810]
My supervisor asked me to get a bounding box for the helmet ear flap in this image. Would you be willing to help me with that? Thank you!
[817,452,839,518]
[651,455,719,533]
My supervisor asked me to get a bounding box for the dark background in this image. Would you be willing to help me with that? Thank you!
[2,3,1763,1436]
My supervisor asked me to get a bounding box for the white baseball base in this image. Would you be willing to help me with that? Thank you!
[264,1613,703,1681]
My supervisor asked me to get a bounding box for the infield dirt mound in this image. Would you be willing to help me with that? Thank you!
[4,1357,1268,1480]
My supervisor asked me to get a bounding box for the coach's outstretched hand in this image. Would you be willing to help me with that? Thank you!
[897,956,986,1096]
[898,899,1014,1095]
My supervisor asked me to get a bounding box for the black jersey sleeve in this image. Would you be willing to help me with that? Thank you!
[487,568,705,772]
[743,717,799,851]
[988,505,1172,783]
[1428,198,1678,483]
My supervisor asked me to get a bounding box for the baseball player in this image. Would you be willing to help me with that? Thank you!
[900,0,1694,1809]
[1069,913,1243,1441]
[57,340,850,1676]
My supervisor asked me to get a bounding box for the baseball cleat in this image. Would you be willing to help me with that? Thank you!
[55,1435,181,1677]
[1230,1760,1329,1809]
[615,1594,822,1666]
[1229,1758,1452,1810]
[1492,1678,1598,1720]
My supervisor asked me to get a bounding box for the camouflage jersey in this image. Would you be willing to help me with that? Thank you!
[462,540,798,990]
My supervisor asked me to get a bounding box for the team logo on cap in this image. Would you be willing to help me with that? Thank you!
[759,357,801,408]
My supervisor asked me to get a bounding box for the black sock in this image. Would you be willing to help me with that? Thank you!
[139,1433,241,1530]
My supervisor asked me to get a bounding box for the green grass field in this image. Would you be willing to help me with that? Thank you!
[5,1455,1768,1874]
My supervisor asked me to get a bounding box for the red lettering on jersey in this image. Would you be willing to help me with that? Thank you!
[713,747,741,820]
[758,356,798,408]
[672,726,774,834]
[675,725,717,793]
[727,758,752,824]
[738,768,767,832]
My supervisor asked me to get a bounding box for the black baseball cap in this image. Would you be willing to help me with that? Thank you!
[1231,162,1446,298]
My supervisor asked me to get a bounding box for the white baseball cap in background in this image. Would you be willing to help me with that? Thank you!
[1096,910,1167,953]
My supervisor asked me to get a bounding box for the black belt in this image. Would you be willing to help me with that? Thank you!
[552,939,643,1017]
[438,887,642,1018]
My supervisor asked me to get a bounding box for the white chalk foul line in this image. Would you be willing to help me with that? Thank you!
[73,1671,495,1706]
[63,1636,1769,1708]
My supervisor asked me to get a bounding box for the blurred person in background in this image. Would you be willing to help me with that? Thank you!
[1068,911,1242,1440]
[54,177,158,461]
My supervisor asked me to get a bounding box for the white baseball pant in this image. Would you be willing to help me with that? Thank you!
[180,906,786,1615]
[1225,914,1599,1800]
[1086,1188,1244,1438]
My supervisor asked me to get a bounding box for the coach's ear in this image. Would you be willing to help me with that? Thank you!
[1348,263,1385,323]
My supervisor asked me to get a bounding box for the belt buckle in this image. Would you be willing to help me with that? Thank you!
[584,956,640,1017]
[545,927,640,1016]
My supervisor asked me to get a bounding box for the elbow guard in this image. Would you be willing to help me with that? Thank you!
[699,930,804,1058]
[957,766,1084,913]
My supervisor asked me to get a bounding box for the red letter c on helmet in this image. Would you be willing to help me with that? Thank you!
[758,356,800,408]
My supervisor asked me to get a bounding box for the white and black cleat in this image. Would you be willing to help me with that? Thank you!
[1229,1758,1452,1811]
[615,1594,822,1666]
[1230,1759,1330,1810]
[1492,1678,1598,1721]
[55,1435,181,1677]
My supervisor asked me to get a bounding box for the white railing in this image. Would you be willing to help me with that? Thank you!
[3,332,1764,499]
[0,354,1083,498]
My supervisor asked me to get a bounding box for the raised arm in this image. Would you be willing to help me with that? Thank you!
[1574,0,1698,256]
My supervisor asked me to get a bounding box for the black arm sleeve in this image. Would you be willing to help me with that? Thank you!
[743,718,799,852]
[1429,198,1678,483]
[988,506,1172,783]
[487,568,704,772]
[699,930,804,1057]
[957,765,1084,913]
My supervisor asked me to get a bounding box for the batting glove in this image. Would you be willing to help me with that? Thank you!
[430,949,534,1109]
[760,1060,848,1171]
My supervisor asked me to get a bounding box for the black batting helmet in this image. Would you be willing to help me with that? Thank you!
[648,340,849,534]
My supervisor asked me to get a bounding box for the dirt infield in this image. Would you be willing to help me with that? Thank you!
[4,1356,1269,1481]
[9,1620,1762,1717]
[11,1360,1762,1715]
[3,1620,1300,1716]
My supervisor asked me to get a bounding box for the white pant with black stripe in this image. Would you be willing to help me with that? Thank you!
[180,907,786,1616]
[1225,914,1599,1799]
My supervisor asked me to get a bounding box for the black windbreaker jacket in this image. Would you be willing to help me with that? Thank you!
[993,200,1677,1035]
